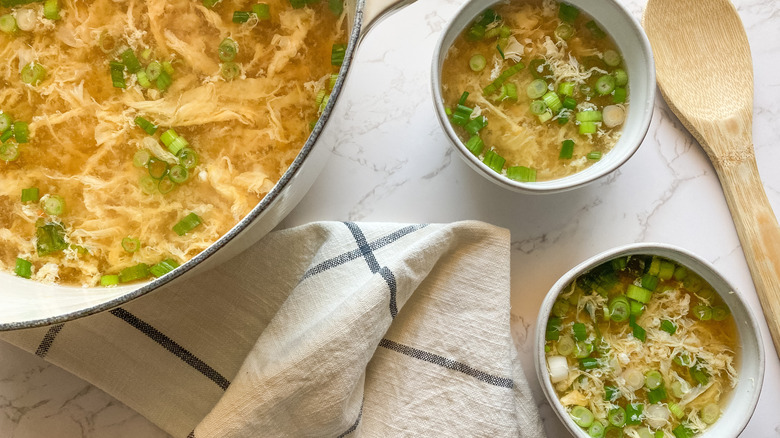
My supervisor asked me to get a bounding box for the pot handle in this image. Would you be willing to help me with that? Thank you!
[360,0,415,39]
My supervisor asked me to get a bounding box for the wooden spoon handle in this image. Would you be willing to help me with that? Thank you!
[715,156,780,357]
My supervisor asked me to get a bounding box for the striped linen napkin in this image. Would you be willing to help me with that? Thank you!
[0,221,545,437]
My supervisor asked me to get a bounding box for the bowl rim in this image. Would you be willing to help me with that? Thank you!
[430,0,656,194]
[533,242,765,438]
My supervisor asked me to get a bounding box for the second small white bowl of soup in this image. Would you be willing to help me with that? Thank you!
[432,0,654,193]
[535,243,764,438]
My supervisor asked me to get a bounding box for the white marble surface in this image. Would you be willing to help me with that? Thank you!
[1,0,779,436]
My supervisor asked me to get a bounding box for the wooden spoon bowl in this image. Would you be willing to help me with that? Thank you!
[644,0,780,358]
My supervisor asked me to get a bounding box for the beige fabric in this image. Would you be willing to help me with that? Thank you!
[1,221,545,438]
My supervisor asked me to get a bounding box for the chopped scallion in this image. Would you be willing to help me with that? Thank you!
[507,166,536,182]
[526,78,547,99]
[150,258,180,277]
[483,62,525,95]
[121,236,141,253]
[158,177,175,194]
[36,222,68,255]
[14,258,32,278]
[570,406,594,428]
[579,121,597,135]
[178,147,199,169]
[660,319,677,334]
[482,150,505,173]
[43,0,61,20]
[0,113,11,132]
[136,70,152,88]
[100,274,119,286]
[119,263,150,283]
[120,49,142,73]
[146,61,162,81]
[21,187,39,203]
[160,129,178,147]
[110,61,126,89]
[21,62,47,86]
[559,139,574,159]
[692,304,712,321]
[173,212,203,236]
[133,149,152,168]
[147,158,169,180]
[0,141,19,161]
[578,357,599,370]
[585,20,606,39]
[627,284,652,303]
[169,164,189,183]
[289,0,305,8]
[542,91,562,113]
[572,322,587,341]
[614,69,628,86]
[221,62,241,81]
[327,0,342,15]
[555,22,574,40]
[251,3,270,19]
[608,295,629,322]
[13,121,28,143]
[156,70,173,90]
[603,49,621,67]
[331,43,346,66]
[135,117,157,135]
[232,10,251,23]
[0,14,17,34]
[464,135,484,155]
[596,75,616,95]
[167,135,189,155]
[625,403,643,425]
[558,3,580,22]
[469,54,486,72]
[41,195,65,216]
[464,115,487,135]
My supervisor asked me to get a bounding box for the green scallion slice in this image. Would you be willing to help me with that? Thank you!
[483,62,525,96]
[169,164,189,183]
[289,0,305,8]
[110,61,126,89]
[604,385,619,402]
[145,61,162,81]
[614,69,628,86]
[692,304,712,321]
[464,116,487,135]
[640,273,659,290]
[156,70,173,91]
[576,110,603,123]
[585,20,606,39]
[218,38,239,62]
[608,295,629,322]
[529,100,547,116]
[627,284,652,303]
[135,117,157,135]
[579,121,597,135]
[464,135,484,155]
[469,54,486,72]
[160,129,178,147]
[0,14,17,34]
[233,10,251,23]
[556,335,574,356]
[596,75,616,95]
[625,403,644,425]
[647,385,667,404]
[644,370,663,389]
[147,158,169,180]
[630,299,644,317]
[541,91,562,113]
[12,121,28,143]
[178,147,199,169]
[578,357,599,370]
[121,49,142,73]
[173,212,203,236]
[36,222,68,256]
[139,175,157,194]
[559,139,574,159]
[603,49,621,67]
[570,406,594,428]
[14,258,32,279]
[21,62,47,86]
[331,43,347,66]
[660,319,677,334]
[482,150,505,173]
[558,3,579,22]
[21,187,39,203]
[572,322,587,341]
[150,258,180,277]
[450,104,473,126]
[41,195,65,215]
[700,403,720,425]
[136,70,152,88]
[100,274,120,286]
[712,305,730,321]
[133,149,152,168]
[221,62,241,81]
[121,236,141,253]
[526,79,547,99]
[558,82,575,97]
[158,176,175,194]
[167,136,189,156]
[327,0,342,15]
[588,422,605,438]
[555,22,574,40]
[0,113,11,133]
[672,424,694,438]
[253,3,271,19]
[630,316,647,342]
[507,166,536,182]
[43,0,61,20]
[119,263,150,283]
[668,403,685,420]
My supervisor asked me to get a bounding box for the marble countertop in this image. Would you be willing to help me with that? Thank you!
[1,0,778,436]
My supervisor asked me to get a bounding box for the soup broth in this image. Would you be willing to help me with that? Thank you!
[544,256,739,438]
[0,0,345,285]
[441,0,629,182]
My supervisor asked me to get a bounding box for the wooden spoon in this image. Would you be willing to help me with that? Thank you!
[643,0,780,358]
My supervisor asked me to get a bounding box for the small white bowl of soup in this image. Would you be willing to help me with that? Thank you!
[432,0,655,193]
[534,243,764,438]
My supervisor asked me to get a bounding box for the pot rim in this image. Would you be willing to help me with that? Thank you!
[0,1,368,331]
